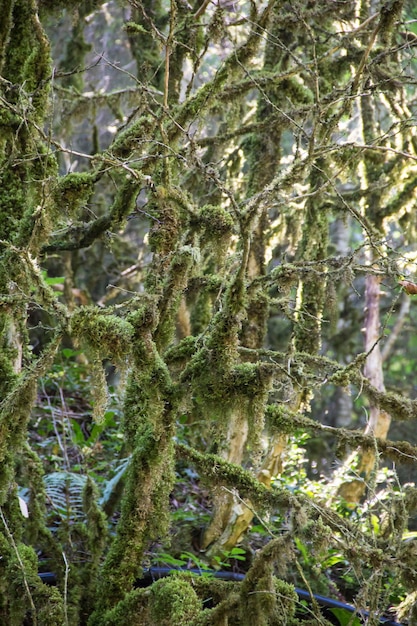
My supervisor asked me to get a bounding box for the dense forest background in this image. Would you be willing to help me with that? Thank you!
[2,0,417,624]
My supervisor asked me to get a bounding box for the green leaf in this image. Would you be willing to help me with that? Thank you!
[62,348,78,359]
[329,608,362,626]
[71,420,86,446]
[99,457,130,508]
[42,270,65,285]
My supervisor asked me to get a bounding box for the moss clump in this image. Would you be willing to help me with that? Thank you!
[199,204,234,237]
[71,308,134,363]
[165,335,198,363]
[53,172,95,217]
[266,404,310,436]
[35,586,65,625]
[95,588,149,626]
[109,115,155,158]
[0,531,65,625]
[229,362,270,395]
[123,21,148,35]
[149,576,201,626]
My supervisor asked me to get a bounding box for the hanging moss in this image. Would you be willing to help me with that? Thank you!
[0,334,61,504]
[76,477,108,621]
[59,7,92,92]
[154,245,196,350]
[378,0,404,46]
[126,0,166,93]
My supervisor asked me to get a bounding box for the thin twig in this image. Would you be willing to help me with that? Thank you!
[381,293,410,362]
[63,552,70,626]
[194,0,212,20]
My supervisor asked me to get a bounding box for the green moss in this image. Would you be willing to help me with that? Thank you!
[77,477,108,618]
[3,1,34,85]
[154,246,195,349]
[2,0,52,121]
[109,116,155,158]
[34,586,65,625]
[0,168,27,241]
[124,21,148,35]
[176,442,294,512]
[165,335,198,363]
[0,314,19,397]
[0,334,61,503]
[266,404,304,435]
[19,444,48,546]
[95,588,149,626]
[0,528,65,626]
[240,575,297,626]
[71,308,134,363]
[229,362,265,394]
[95,437,176,611]
[199,204,234,236]
[150,576,201,625]
[378,0,404,45]
[53,172,95,217]
[94,306,178,613]
[281,77,314,104]
[0,0,14,75]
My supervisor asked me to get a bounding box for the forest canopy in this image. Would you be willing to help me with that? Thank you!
[2,0,417,624]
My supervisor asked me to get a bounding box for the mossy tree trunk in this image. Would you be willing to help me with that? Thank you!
[338,273,391,503]
[0,0,67,623]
